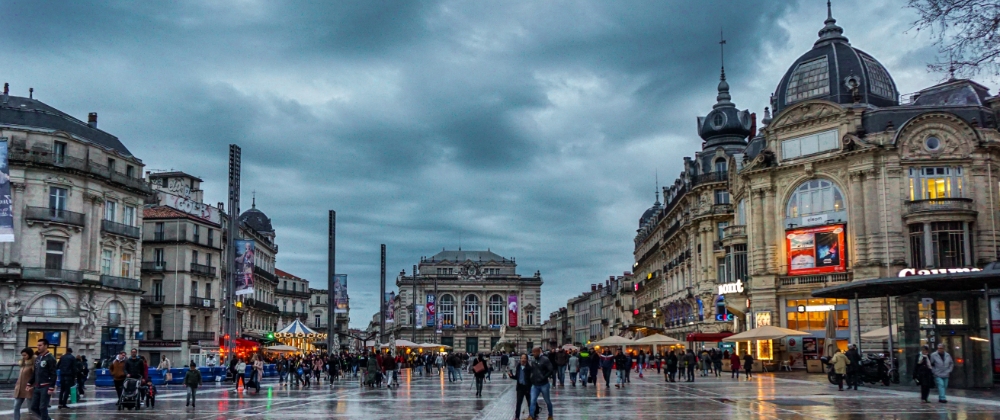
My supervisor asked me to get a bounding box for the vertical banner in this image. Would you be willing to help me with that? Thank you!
[508,295,518,327]
[415,305,425,329]
[426,294,436,327]
[333,274,349,313]
[234,239,255,296]
[991,297,1000,374]
[0,139,12,242]
[384,292,396,324]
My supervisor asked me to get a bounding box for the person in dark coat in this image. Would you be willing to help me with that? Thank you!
[75,355,90,402]
[472,354,488,397]
[184,362,202,408]
[56,347,76,409]
[665,350,678,382]
[587,348,600,385]
[915,345,935,403]
[528,347,554,420]
[845,344,862,390]
[613,350,628,388]
[598,349,614,388]
[125,349,145,380]
[508,354,532,420]
[742,352,754,380]
[683,350,697,382]
[28,339,57,420]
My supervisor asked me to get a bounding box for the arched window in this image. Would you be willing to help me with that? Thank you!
[714,158,727,173]
[463,294,480,326]
[440,294,455,326]
[786,179,845,218]
[488,295,504,326]
[31,295,68,317]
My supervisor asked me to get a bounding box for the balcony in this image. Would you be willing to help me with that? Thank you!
[190,263,216,277]
[21,268,84,284]
[281,311,307,319]
[244,298,279,313]
[187,331,215,341]
[25,207,86,227]
[100,274,141,291]
[142,295,165,305]
[189,296,216,309]
[141,261,167,272]
[904,198,976,220]
[276,288,311,298]
[254,266,278,283]
[723,224,746,238]
[778,272,851,288]
[691,171,728,187]
[101,219,141,239]
[8,146,152,194]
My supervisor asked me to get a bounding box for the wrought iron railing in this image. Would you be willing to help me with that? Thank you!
[904,198,974,215]
[187,331,215,341]
[190,263,216,277]
[101,219,141,239]
[25,207,86,227]
[100,275,141,291]
[21,267,84,283]
[189,296,216,309]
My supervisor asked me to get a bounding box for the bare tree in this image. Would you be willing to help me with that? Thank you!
[908,0,1000,79]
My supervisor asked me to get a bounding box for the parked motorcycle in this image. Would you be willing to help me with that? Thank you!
[821,353,892,386]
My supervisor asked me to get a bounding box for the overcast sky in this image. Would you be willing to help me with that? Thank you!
[2,1,954,328]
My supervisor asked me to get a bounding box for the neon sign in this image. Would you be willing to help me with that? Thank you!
[897,267,982,277]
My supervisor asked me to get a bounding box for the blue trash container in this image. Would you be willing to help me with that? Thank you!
[265,364,276,377]
[147,367,165,386]
[95,368,114,387]
[198,366,214,383]
[169,368,186,385]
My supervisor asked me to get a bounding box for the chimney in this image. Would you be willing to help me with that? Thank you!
[28,88,33,99]
[217,202,224,211]
[591,284,597,291]
[87,112,98,128]
[2,83,8,105]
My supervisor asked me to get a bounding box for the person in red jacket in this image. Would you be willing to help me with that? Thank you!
[730,352,741,379]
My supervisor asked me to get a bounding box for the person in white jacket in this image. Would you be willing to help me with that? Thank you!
[929,343,954,403]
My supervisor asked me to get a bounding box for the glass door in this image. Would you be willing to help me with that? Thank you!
[944,335,967,388]
[466,336,478,354]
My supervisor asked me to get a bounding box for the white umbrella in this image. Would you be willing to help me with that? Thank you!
[592,335,636,347]
[861,325,898,340]
[823,310,838,356]
[418,342,452,350]
[264,344,298,353]
[389,339,419,348]
[561,344,580,351]
[725,325,811,342]
[635,334,684,346]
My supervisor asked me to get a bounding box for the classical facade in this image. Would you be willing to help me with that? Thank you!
[730,9,1000,366]
[0,87,150,363]
[308,286,349,350]
[391,249,543,354]
[138,171,222,365]
[275,268,310,326]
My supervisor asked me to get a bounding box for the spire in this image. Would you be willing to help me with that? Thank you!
[714,31,732,109]
[816,0,848,46]
[655,171,661,206]
[251,190,256,209]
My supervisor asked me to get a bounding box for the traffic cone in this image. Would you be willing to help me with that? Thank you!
[237,376,245,393]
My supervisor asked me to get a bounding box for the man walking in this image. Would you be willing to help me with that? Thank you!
[110,351,127,399]
[845,344,861,390]
[75,355,89,402]
[28,339,56,420]
[125,349,145,380]
[553,349,568,387]
[56,347,76,409]
[930,343,954,403]
[528,347,554,420]
[577,348,590,387]
[184,362,202,408]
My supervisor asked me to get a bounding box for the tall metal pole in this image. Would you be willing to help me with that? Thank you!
[225,144,241,359]
[412,264,417,343]
[328,211,336,353]
[380,244,386,345]
[886,295,895,372]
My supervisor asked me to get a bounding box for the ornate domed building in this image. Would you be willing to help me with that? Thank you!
[235,197,281,337]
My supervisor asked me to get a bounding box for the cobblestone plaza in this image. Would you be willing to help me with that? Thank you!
[4,370,1000,419]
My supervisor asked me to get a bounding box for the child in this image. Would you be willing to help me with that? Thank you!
[184,362,202,408]
[144,378,157,408]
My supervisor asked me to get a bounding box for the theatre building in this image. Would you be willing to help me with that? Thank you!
[727,7,1000,383]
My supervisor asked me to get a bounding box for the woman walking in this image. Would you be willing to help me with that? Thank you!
[915,345,934,403]
[252,355,264,393]
[636,350,645,379]
[158,356,172,384]
[13,347,33,420]
[472,354,488,397]
[742,352,754,380]
[665,350,678,382]
[568,351,579,386]
[730,351,741,379]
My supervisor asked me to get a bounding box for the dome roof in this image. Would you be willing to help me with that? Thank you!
[697,67,752,147]
[639,194,662,228]
[772,2,898,115]
[239,203,273,234]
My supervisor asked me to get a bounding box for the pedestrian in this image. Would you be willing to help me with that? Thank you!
[75,355,89,402]
[366,352,380,387]
[111,351,127,399]
[568,351,579,386]
[158,356,172,384]
[588,348,601,386]
[228,356,239,383]
[184,361,201,408]
[252,355,263,393]
[553,349,568,387]
[383,352,398,389]
[577,349,589,387]
[613,349,628,388]
[699,349,710,377]
[830,348,850,391]
[528,347,554,420]
[655,352,662,374]
[599,349,614,388]
[742,352,754,380]
[683,350,697,382]
[13,347,34,420]
[729,351,741,379]
[473,354,488,397]
[636,350,645,379]
[55,347,76,409]
[125,349,145,380]
[235,358,247,390]
[665,350,678,382]
[277,355,288,386]
[624,351,633,383]
[915,345,934,403]
[509,354,532,420]
[28,338,56,420]
[500,352,510,376]
[845,344,861,390]
[930,343,954,403]
[712,349,723,377]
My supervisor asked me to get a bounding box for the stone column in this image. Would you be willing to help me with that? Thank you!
[963,222,972,266]
[923,222,933,267]
[763,187,776,273]
[751,189,766,275]
[849,172,867,265]
[862,169,881,264]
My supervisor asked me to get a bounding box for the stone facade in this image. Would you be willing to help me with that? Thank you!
[391,249,543,354]
[275,268,311,326]
[0,91,149,364]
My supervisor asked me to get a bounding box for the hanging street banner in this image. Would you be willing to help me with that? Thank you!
[234,239,255,296]
[426,294,436,327]
[508,294,518,327]
[384,291,396,324]
[415,305,425,329]
[333,274,349,313]
[0,139,12,242]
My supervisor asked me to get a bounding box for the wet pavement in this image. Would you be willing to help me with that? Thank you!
[2,369,999,419]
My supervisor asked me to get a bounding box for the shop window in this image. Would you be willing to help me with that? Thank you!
[920,300,967,325]
[908,167,963,200]
[786,179,844,218]
[27,330,69,358]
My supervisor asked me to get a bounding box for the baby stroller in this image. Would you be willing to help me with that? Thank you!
[118,378,143,411]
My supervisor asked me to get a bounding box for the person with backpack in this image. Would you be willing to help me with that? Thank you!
[56,347,76,409]
[184,362,202,408]
[528,347,554,420]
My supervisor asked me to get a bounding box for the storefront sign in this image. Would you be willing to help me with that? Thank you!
[796,305,835,312]
[786,224,846,276]
[897,267,982,277]
[718,280,744,295]
[802,214,828,226]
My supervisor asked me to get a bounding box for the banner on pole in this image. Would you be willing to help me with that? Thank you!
[333,274,349,313]
[0,139,13,242]
[234,239,254,296]
[426,294,436,327]
[508,294,518,327]
[415,306,425,329]
[384,291,396,324]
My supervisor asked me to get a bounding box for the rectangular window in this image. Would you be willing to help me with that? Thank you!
[191,281,198,298]
[908,167,964,200]
[126,165,135,178]
[909,224,925,268]
[49,187,67,211]
[121,253,132,277]
[931,221,967,268]
[193,225,200,243]
[107,158,116,173]
[205,283,212,299]
[207,229,214,247]
[101,250,113,275]
[53,141,66,164]
[206,253,212,269]
[104,200,117,221]
[153,280,163,298]
[154,222,164,240]
[782,129,839,160]
[123,206,136,226]
[192,250,199,265]
[714,189,730,205]
[717,221,728,241]
[154,248,165,265]
[45,241,64,270]
[717,258,727,284]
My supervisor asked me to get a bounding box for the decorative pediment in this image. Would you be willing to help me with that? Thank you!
[895,112,978,160]
[43,175,76,189]
[770,101,843,130]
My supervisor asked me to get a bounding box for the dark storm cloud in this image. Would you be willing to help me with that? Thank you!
[0,0,944,326]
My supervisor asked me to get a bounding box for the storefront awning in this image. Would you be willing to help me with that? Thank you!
[686,332,734,342]
[812,263,1000,299]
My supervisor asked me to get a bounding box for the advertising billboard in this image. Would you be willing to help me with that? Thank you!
[0,139,12,242]
[415,305,424,329]
[234,239,255,296]
[384,292,395,324]
[426,294,436,327]
[786,224,846,276]
[333,274,348,313]
[508,295,518,327]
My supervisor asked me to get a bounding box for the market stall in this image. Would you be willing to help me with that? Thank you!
[725,325,810,372]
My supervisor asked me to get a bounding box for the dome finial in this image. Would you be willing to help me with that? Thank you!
[655,171,661,206]
[715,31,732,108]
[816,0,848,45]
[251,190,256,209]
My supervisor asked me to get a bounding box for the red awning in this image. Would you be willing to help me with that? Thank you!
[686,332,734,342]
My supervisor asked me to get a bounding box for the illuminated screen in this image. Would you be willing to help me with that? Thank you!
[786,224,847,275]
